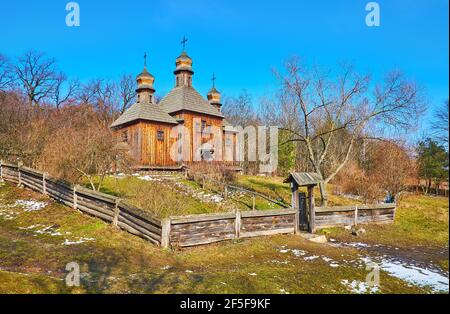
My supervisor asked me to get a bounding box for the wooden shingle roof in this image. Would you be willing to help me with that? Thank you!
[110,101,178,128]
[284,172,323,187]
[159,86,224,118]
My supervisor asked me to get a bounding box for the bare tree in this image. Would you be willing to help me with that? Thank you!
[273,57,424,205]
[14,51,57,107]
[78,78,118,126]
[0,54,13,91]
[52,72,79,109]
[222,90,258,127]
[433,100,449,146]
[78,79,100,105]
[118,73,135,114]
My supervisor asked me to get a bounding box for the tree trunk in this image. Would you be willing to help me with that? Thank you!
[319,182,328,206]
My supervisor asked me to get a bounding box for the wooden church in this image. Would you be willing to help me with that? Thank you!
[110,45,238,168]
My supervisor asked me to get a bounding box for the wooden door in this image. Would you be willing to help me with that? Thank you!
[298,192,309,231]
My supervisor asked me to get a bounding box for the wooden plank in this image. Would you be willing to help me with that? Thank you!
[240,227,295,238]
[117,215,161,242]
[20,166,45,177]
[315,206,355,213]
[119,210,162,235]
[75,186,118,204]
[170,212,235,224]
[235,210,241,238]
[161,218,171,248]
[76,203,114,222]
[116,221,160,245]
[44,176,72,189]
[118,201,162,227]
[20,177,43,192]
[46,189,74,203]
[240,209,296,218]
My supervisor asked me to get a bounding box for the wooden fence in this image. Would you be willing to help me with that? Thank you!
[0,161,395,248]
[185,169,289,210]
[314,204,396,229]
[0,162,163,245]
[169,208,297,247]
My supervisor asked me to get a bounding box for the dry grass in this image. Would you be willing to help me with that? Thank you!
[0,182,445,293]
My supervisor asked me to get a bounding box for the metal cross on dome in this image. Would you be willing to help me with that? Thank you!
[212,73,216,88]
[181,36,188,51]
[143,52,147,66]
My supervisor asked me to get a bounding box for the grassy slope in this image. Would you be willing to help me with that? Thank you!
[92,176,225,217]
[0,182,433,294]
[322,194,449,247]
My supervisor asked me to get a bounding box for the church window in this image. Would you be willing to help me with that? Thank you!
[201,120,207,133]
[122,130,128,143]
[157,130,164,141]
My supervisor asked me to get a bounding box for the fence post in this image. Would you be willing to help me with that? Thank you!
[161,218,171,249]
[42,172,47,195]
[354,205,358,226]
[308,186,315,233]
[112,198,120,227]
[17,161,23,187]
[224,185,228,200]
[235,209,241,239]
[73,185,78,210]
[0,160,3,181]
[252,195,256,211]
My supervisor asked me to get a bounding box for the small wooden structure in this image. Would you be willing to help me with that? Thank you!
[284,172,323,233]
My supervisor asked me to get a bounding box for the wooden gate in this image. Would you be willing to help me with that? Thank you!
[298,192,309,231]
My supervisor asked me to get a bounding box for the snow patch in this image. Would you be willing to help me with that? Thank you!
[361,257,449,293]
[341,279,379,294]
[15,200,47,212]
[62,237,95,245]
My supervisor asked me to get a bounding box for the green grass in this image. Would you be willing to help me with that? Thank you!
[87,175,226,218]
[0,185,445,293]
[83,175,359,218]
[322,193,449,269]
[323,194,449,248]
[0,182,437,294]
[236,175,358,206]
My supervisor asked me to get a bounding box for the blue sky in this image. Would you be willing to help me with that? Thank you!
[0,0,448,136]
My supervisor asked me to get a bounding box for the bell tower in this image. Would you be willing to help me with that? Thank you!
[174,36,194,87]
[136,52,156,103]
[207,73,222,111]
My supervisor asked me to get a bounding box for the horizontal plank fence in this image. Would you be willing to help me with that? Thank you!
[0,161,396,248]
[169,208,297,247]
[0,161,163,246]
[314,204,396,229]
[185,169,289,210]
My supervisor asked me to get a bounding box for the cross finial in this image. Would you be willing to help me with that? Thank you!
[212,72,216,88]
[181,36,188,51]
[144,52,147,67]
